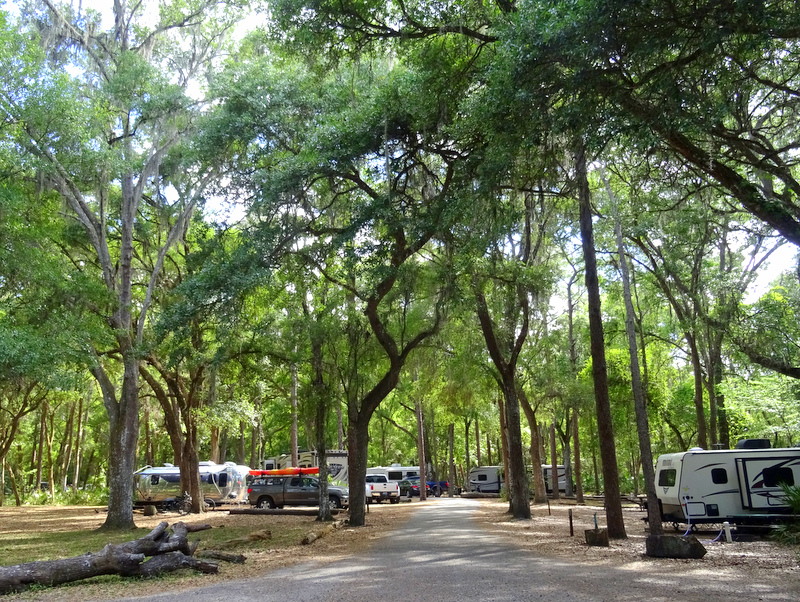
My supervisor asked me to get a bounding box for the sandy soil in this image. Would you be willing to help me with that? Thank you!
[1,497,798,600]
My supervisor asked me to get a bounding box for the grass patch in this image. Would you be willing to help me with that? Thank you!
[0,509,323,566]
[0,527,157,566]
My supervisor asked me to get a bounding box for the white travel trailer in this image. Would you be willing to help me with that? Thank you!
[133,461,250,508]
[367,464,420,481]
[654,441,800,527]
[467,465,503,493]
[542,464,569,494]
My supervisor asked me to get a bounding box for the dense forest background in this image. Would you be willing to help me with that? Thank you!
[1,0,799,528]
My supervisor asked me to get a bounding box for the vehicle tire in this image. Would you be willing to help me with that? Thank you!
[390,497,399,504]
[329,496,342,509]
[366,497,372,504]
[257,496,276,509]
[204,498,216,511]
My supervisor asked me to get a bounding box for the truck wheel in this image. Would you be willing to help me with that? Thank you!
[329,496,342,509]
[257,496,276,509]
[390,497,399,504]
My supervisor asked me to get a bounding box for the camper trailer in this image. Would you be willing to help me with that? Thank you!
[133,461,250,508]
[467,466,503,493]
[542,464,569,494]
[654,441,800,527]
[263,450,349,483]
[367,464,420,481]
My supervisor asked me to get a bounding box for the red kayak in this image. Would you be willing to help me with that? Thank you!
[249,466,320,476]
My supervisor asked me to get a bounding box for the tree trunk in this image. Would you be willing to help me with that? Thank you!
[464,418,471,475]
[96,350,140,530]
[606,172,663,534]
[475,420,482,466]
[549,423,560,499]
[687,334,709,449]
[573,411,584,504]
[576,143,627,539]
[290,362,299,467]
[0,521,216,594]
[501,383,531,518]
[448,423,456,498]
[416,397,427,501]
[518,388,547,503]
[346,417,369,527]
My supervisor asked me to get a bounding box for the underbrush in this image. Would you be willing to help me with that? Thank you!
[772,484,800,547]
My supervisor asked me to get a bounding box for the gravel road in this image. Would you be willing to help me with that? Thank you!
[119,497,799,602]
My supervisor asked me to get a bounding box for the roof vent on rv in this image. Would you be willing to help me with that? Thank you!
[735,438,771,449]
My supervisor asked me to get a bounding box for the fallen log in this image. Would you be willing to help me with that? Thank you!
[196,550,247,564]
[0,521,217,595]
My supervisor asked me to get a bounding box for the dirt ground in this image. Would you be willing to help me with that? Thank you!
[1,497,798,600]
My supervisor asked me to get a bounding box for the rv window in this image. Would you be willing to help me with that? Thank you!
[478,474,487,481]
[150,476,159,485]
[658,469,676,487]
[711,468,728,484]
[388,471,403,480]
[217,473,228,487]
[763,466,794,487]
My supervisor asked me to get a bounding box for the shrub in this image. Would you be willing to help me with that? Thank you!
[771,484,800,546]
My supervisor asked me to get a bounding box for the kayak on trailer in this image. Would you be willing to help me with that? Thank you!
[248,466,320,476]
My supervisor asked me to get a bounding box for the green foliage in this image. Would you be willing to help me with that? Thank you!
[772,484,800,546]
[721,374,800,448]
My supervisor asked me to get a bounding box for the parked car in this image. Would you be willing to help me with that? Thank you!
[399,475,430,497]
[247,475,349,509]
[428,480,449,496]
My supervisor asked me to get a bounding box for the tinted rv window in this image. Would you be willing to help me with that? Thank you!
[388,471,403,480]
[478,474,487,482]
[763,466,794,487]
[658,469,676,487]
[711,468,728,484]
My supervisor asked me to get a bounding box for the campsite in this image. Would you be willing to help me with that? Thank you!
[1,497,797,600]
[2,2,800,598]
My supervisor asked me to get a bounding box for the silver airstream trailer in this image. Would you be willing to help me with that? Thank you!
[134,461,250,508]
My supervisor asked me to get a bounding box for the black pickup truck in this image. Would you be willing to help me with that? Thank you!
[247,475,350,509]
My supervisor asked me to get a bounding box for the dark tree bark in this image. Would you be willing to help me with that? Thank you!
[607,176,663,535]
[575,143,627,539]
[519,388,547,503]
[572,411,584,504]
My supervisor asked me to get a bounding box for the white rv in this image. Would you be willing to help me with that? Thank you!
[134,461,250,508]
[654,441,800,526]
[542,464,569,494]
[467,465,503,493]
[367,464,420,481]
